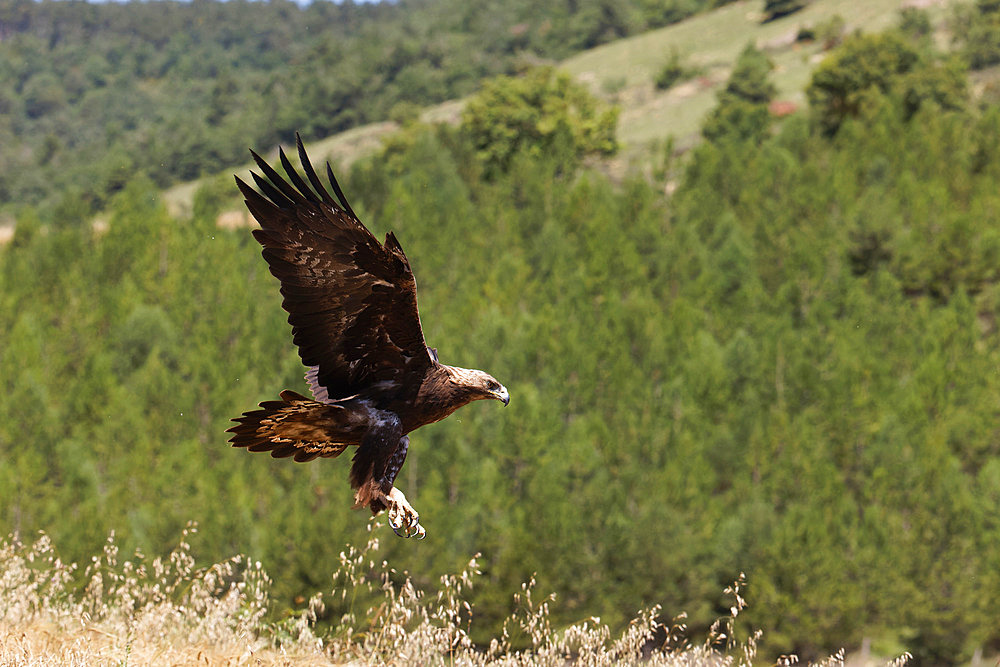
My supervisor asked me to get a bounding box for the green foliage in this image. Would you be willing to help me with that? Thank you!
[702,43,776,144]
[0,0,733,220]
[654,48,695,90]
[113,304,178,376]
[638,0,742,30]
[460,67,619,177]
[388,101,422,127]
[953,0,1000,69]
[724,43,778,104]
[898,7,932,42]
[675,94,1000,658]
[807,31,966,136]
[807,32,918,135]
[897,56,967,121]
[813,14,846,49]
[192,173,238,226]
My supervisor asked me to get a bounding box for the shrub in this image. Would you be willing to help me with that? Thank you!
[763,0,809,22]
[655,49,693,90]
[461,66,618,177]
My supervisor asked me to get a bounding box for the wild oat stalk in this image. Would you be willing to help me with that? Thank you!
[0,523,314,665]
[0,521,915,666]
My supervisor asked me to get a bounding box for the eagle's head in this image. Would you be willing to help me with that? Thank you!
[447,366,510,406]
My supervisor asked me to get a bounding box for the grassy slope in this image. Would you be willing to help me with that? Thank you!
[163,0,961,218]
[562,0,909,146]
[161,99,469,219]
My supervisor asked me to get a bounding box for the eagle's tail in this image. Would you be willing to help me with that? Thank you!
[227,390,352,463]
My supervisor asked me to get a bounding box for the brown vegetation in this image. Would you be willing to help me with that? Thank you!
[1,524,914,666]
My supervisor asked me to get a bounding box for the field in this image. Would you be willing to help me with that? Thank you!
[0,524,795,667]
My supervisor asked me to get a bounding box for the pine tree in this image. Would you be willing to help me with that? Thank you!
[702,43,776,143]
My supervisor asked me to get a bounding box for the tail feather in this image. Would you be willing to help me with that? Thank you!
[228,390,355,463]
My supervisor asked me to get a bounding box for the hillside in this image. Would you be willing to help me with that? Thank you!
[163,0,969,219]
[0,0,738,221]
[562,0,955,146]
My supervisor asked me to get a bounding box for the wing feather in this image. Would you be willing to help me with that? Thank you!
[239,138,432,404]
[326,161,359,220]
[250,149,308,205]
[278,147,317,202]
[250,170,295,209]
[297,135,338,208]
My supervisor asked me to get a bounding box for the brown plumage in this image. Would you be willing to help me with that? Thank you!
[227,134,509,538]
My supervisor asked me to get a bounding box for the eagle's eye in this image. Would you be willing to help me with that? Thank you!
[485,380,499,391]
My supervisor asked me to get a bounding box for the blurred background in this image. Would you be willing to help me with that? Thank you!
[1,0,998,662]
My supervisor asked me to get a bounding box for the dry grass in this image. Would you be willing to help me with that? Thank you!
[0,523,327,666]
[0,522,913,666]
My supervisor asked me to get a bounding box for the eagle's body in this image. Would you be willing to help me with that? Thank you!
[227,135,508,538]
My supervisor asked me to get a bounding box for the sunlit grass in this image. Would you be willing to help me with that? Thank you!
[562,0,969,148]
[1,522,913,666]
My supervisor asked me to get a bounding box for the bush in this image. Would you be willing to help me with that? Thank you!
[460,66,618,176]
[807,31,966,136]
[807,32,919,135]
[655,48,693,90]
[953,0,1000,69]
[763,0,808,22]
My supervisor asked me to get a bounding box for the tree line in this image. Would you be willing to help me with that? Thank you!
[0,0,736,221]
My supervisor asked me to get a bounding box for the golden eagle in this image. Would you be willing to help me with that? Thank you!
[227,135,509,539]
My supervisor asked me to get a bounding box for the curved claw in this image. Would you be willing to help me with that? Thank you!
[384,487,424,538]
[390,521,423,538]
[388,517,425,539]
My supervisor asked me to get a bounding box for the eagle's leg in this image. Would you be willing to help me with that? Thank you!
[351,426,423,538]
[380,437,425,539]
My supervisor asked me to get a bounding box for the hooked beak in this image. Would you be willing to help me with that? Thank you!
[494,385,510,407]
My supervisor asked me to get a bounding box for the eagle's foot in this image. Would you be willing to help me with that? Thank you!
[386,487,425,539]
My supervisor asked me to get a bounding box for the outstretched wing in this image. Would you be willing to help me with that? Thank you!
[237,134,432,404]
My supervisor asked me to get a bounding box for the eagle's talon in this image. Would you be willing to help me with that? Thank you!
[385,487,422,538]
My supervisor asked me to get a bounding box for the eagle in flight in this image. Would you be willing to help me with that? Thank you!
[227,135,509,539]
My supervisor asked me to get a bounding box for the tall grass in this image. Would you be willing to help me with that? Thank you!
[0,523,911,666]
